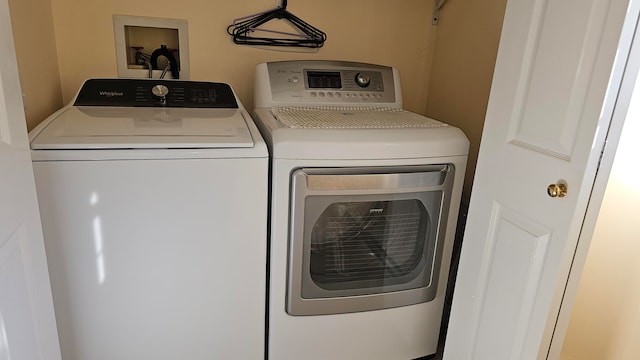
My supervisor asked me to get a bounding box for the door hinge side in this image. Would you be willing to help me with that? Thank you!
[597,140,608,168]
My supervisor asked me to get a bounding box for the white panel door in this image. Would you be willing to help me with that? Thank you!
[443,0,639,359]
[0,0,61,359]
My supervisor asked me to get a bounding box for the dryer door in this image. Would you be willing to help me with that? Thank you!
[287,165,454,315]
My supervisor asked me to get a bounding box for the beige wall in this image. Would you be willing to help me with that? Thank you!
[560,73,640,360]
[560,177,640,360]
[425,0,507,195]
[8,0,63,130]
[48,0,436,113]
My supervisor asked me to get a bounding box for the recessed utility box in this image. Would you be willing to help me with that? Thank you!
[114,15,190,79]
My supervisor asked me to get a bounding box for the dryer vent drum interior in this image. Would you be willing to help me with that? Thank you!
[309,199,431,289]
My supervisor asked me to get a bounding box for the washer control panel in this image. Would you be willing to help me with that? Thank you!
[265,60,397,104]
[74,79,239,108]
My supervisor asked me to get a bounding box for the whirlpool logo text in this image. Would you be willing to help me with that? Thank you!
[99,91,124,97]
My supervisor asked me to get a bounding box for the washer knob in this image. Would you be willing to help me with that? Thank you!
[355,72,371,87]
[152,84,169,98]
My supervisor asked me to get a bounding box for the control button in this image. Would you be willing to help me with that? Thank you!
[327,92,334,98]
[336,92,342,98]
[310,92,317,97]
[291,76,299,83]
[319,92,325,98]
[355,72,371,87]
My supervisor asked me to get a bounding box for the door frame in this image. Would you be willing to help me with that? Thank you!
[0,0,62,358]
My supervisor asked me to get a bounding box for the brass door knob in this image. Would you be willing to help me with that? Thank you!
[547,183,568,198]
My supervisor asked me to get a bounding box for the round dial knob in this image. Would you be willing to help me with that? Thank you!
[152,84,169,98]
[355,72,371,87]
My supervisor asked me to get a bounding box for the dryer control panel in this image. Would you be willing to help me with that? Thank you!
[257,60,399,106]
[74,79,239,108]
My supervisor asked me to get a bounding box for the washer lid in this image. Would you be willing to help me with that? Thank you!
[31,106,254,149]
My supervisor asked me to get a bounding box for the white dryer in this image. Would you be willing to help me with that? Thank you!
[29,79,268,360]
[253,60,469,360]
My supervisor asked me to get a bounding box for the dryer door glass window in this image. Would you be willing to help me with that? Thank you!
[310,199,431,290]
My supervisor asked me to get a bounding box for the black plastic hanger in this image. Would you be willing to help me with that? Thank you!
[227,0,326,48]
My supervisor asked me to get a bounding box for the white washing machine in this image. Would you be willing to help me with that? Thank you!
[29,79,268,360]
[253,60,469,360]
